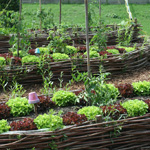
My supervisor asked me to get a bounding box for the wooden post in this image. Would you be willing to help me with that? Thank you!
[99,0,101,17]
[59,0,62,25]
[85,0,90,78]
[39,0,42,31]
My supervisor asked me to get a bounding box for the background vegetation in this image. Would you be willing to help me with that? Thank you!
[22,3,150,35]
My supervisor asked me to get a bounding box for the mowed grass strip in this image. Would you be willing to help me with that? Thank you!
[22,3,150,35]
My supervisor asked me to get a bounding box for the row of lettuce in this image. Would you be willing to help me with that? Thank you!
[0,45,136,66]
[0,98,150,134]
[1,80,150,133]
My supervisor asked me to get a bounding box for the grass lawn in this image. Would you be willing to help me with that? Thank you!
[22,3,150,35]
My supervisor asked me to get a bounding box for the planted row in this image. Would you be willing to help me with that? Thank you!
[1,98,150,134]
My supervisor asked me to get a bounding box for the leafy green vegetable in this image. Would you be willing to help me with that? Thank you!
[77,106,102,120]
[13,50,27,58]
[52,53,69,61]
[6,97,33,117]
[0,57,6,66]
[22,55,40,64]
[132,81,150,96]
[89,45,99,52]
[52,90,77,106]
[65,46,77,55]
[0,119,10,134]
[121,99,148,117]
[34,110,64,131]
[117,46,135,52]
[106,49,120,54]
[84,51,99,58]
[38,47,49,54]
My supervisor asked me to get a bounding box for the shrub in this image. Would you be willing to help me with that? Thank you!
[0,102,11,119]
[0,57,6,66]
[34,110,64,131]
[117,83,134,98]
[77,106,102,121]
[62,112,87,125]
[52,53,69,61]
[132,81,150,96]
[10,118,37,131]
[65,46,77,55]
[84,51,99,58]
[106,49,120,55]
[6,97,33,117]
[121,99,148,117]
[0,119,10,134]
[22,55,40,64]
[52,90,77,106]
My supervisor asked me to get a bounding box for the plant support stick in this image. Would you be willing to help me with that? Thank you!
[85,0,90,78]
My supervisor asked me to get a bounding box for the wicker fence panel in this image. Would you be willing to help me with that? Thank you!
[1,114,150,149]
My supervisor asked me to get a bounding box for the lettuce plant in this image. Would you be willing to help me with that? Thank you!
[65,46,77,55]
[0,102,11,119]
[0,57,6,66]
[38,47,49,54]
[22,55,40,64]
[121,99,148,117]
[52,53,69,61]
[0,119,10,134]
[6,97,33,117]
[132,81,150,96]
[84,51,99,58]
[106,49,120,54]
[34,110,64,131]
[77,106,102,121]
[52,90,77,106]
[13,50,27,58]
[10,118,37,131]
[62,112,87,125]
[117,46,135,53]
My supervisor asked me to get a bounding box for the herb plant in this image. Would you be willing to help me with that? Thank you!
[6,97,33,117]
[34,110,64,131]
[77,106,102,121]
[52,90,77,106]
[132,81,150,96]
[0,119,10,134]
[121,99,148,117]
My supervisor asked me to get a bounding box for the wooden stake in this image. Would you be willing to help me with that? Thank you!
[34,104,38,116]
[39,0,42,31]
[99,0,101,17]
[85,0,90,78]
[59,0,62,25]
[17,0,22,58]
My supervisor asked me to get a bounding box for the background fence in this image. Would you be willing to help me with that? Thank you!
[22,0,150,4]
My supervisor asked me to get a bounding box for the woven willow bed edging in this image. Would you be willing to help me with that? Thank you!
[1,113,150,149]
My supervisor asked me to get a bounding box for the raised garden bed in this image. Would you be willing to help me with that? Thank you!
[0,45,149,86]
